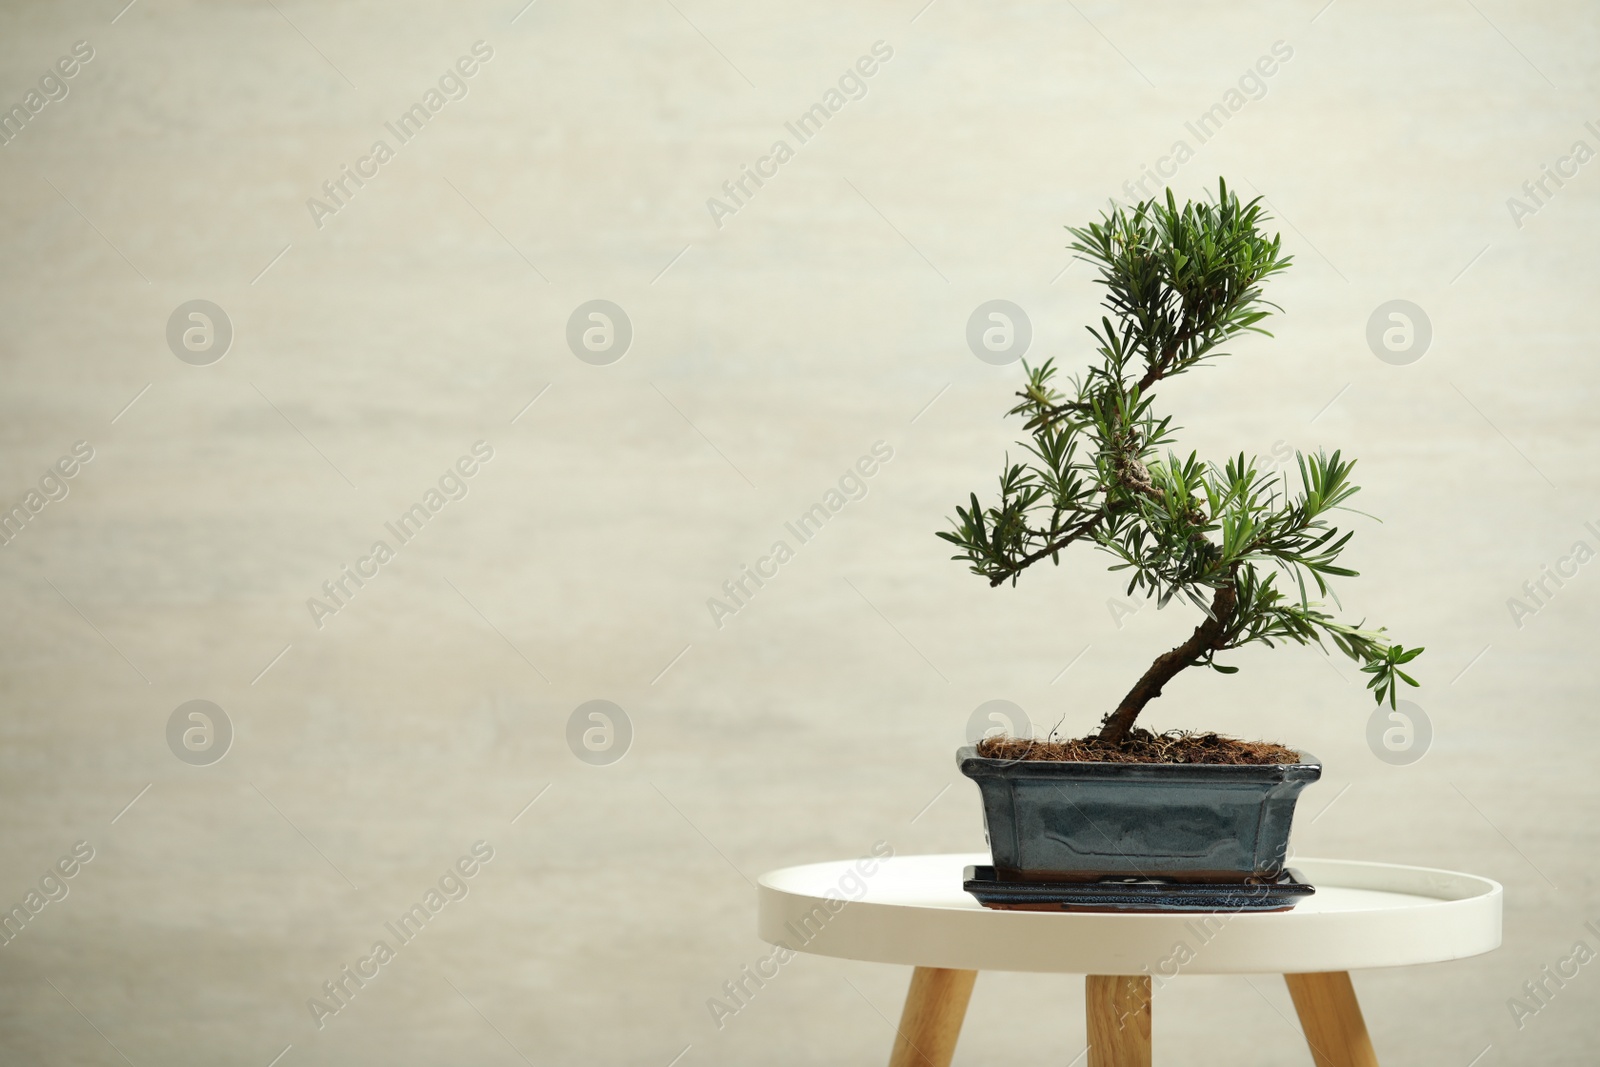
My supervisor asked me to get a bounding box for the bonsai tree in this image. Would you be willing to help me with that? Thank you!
[940,179,1421,750]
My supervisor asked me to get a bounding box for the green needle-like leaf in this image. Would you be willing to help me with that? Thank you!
[937,178,1422,741]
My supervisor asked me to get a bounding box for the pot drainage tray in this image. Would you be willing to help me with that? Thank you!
[962,865,1315,913]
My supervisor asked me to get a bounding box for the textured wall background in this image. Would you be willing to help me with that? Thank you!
[1,1,1596,1064]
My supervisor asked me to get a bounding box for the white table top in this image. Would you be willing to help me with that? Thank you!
[757,853,1501,975]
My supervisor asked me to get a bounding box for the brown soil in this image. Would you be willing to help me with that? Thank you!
[976,728,1299,766]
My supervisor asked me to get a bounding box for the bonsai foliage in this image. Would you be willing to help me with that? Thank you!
[940,179,1421,747]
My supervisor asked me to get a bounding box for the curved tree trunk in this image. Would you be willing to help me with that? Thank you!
[1097,583,1238,745]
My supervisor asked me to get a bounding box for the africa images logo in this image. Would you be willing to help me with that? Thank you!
[305,42,494,230]
[705,41,894,230]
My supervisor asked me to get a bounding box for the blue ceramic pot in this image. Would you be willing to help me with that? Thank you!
[957,744,1321,884]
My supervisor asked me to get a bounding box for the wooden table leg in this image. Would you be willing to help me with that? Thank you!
[1284,972,1379,1067]
[1086,975,1152,1067]
[887,966,977,1067]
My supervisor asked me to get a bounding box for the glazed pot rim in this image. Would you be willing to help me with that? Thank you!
[956,743,1322,777]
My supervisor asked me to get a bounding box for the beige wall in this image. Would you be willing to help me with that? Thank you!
[1,1,1596,1063]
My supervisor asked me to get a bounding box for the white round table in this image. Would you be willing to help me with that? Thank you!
[757,853,1500,1067]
